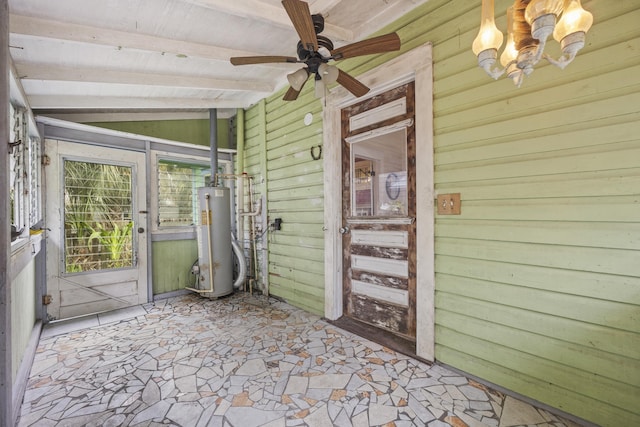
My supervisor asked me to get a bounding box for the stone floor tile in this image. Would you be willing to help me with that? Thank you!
[368,403,397,425]
[499,396,548,427]
[166,401,203,426]
[16,293,587,427]
[308,373,351,389]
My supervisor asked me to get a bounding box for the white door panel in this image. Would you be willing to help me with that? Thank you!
[45,139,148,320]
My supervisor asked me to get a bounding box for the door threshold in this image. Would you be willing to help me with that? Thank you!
[42,305,148,338]
[325,316,427,364]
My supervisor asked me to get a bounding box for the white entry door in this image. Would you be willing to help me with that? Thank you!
[45,140,148,320]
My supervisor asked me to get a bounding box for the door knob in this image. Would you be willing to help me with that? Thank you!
[138,227,145,233]
[339,226,350,234]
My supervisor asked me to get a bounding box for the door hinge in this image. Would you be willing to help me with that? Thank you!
[42,295,52,305]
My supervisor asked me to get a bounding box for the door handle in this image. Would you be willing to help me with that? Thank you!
[339,226,350,234]
[138,227,145,233]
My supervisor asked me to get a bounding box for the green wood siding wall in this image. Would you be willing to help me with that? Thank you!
[86,119,230,148]
[244,95,325,315]
[11,259,35,381]
[242,1,639,425]
[427,1,640,425]
[152,240,198,295]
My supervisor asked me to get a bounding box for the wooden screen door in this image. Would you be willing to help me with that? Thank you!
[45,140,148,320]
[341,82,416,341]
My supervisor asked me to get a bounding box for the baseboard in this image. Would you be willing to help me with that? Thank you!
[12,320,43,425]
[153,288,193,301]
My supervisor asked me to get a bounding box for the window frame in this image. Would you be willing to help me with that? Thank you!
[9,103,42,247]
[150,151,232,234]
[156,157,211,229]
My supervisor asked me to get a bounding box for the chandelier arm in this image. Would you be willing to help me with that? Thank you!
[513,68,525,88]
[531,36,548,65]
[543,50,577,70]
[481,61,506,80]
[477,49,505,80]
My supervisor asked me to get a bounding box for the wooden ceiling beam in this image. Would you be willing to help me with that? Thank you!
[16,63,274,92]
[10,14,264,62]
[184,0,353,41]
[27,95,255,109]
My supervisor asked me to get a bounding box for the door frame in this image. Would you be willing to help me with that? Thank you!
[322,42,435,361]
[44,139,148,320]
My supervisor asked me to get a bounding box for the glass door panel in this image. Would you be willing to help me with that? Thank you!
[63,160,134,273]
[350,128,408,217]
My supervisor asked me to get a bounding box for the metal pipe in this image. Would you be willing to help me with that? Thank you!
[235,110,246,290]
[232,236,247,289]
[247,176,260,295]
[216,174,261,218]
[209,108,218,186]
[186,194,214,294]
[236,109,245,177]
[237,174,245,290]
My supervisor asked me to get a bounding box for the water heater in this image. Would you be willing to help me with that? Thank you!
[194,186,233,298]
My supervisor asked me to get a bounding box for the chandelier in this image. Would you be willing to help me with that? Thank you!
[472,0,593,87]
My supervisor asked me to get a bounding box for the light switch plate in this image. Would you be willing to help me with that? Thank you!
[437,193,461,215]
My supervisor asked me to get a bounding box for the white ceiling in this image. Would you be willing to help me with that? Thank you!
[9,0,429,120]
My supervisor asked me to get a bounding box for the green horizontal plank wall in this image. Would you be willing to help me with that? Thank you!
[152,240,198,295]
[86,119,230,148]
[241,0,640,425]
[244,90,325,315]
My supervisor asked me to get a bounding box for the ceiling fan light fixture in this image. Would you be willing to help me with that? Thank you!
[314,78,326,98]
[287,68,310,91]
[318,63,339,84]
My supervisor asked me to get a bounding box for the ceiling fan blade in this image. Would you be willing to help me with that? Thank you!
[283,77,309,101]
[282,0,318,52]
[337,69,370,98]
[283,86,301,101]
[331,32,401,60]
[230,56,298,66]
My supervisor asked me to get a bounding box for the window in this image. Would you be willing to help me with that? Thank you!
[350,128,408,217]
[29,136,42,226]
[10,104,27,236]
[9,103,43,243]
[157,159,211,227]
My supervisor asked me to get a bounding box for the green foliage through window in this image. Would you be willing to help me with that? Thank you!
[64,160,134,272]
[157,160,210,227]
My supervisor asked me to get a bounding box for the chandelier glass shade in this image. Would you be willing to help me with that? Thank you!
[472,0,593,86]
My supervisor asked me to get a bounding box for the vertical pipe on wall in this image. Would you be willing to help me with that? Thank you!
[209,109,218,187]
[0,1,14,425]
[236,109,245,175]
[236,109,246,282]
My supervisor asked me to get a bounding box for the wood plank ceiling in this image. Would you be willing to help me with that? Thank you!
[8,0,429,120]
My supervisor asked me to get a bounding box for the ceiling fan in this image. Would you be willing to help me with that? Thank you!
[230,0,402,101]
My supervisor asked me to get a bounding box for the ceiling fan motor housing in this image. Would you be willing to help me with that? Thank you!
[312,14,324,34]
[296,34,334,64]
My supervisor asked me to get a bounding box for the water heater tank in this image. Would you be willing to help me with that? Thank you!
[196,186,233,298]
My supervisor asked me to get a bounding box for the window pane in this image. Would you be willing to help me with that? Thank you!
[64,160,134,273]
[10,104,26,232]
[157,160,210,227]
[351,128,408,217]
[29,136,42,226]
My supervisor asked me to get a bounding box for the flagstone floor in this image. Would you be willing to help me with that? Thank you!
[18,293,586,427]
